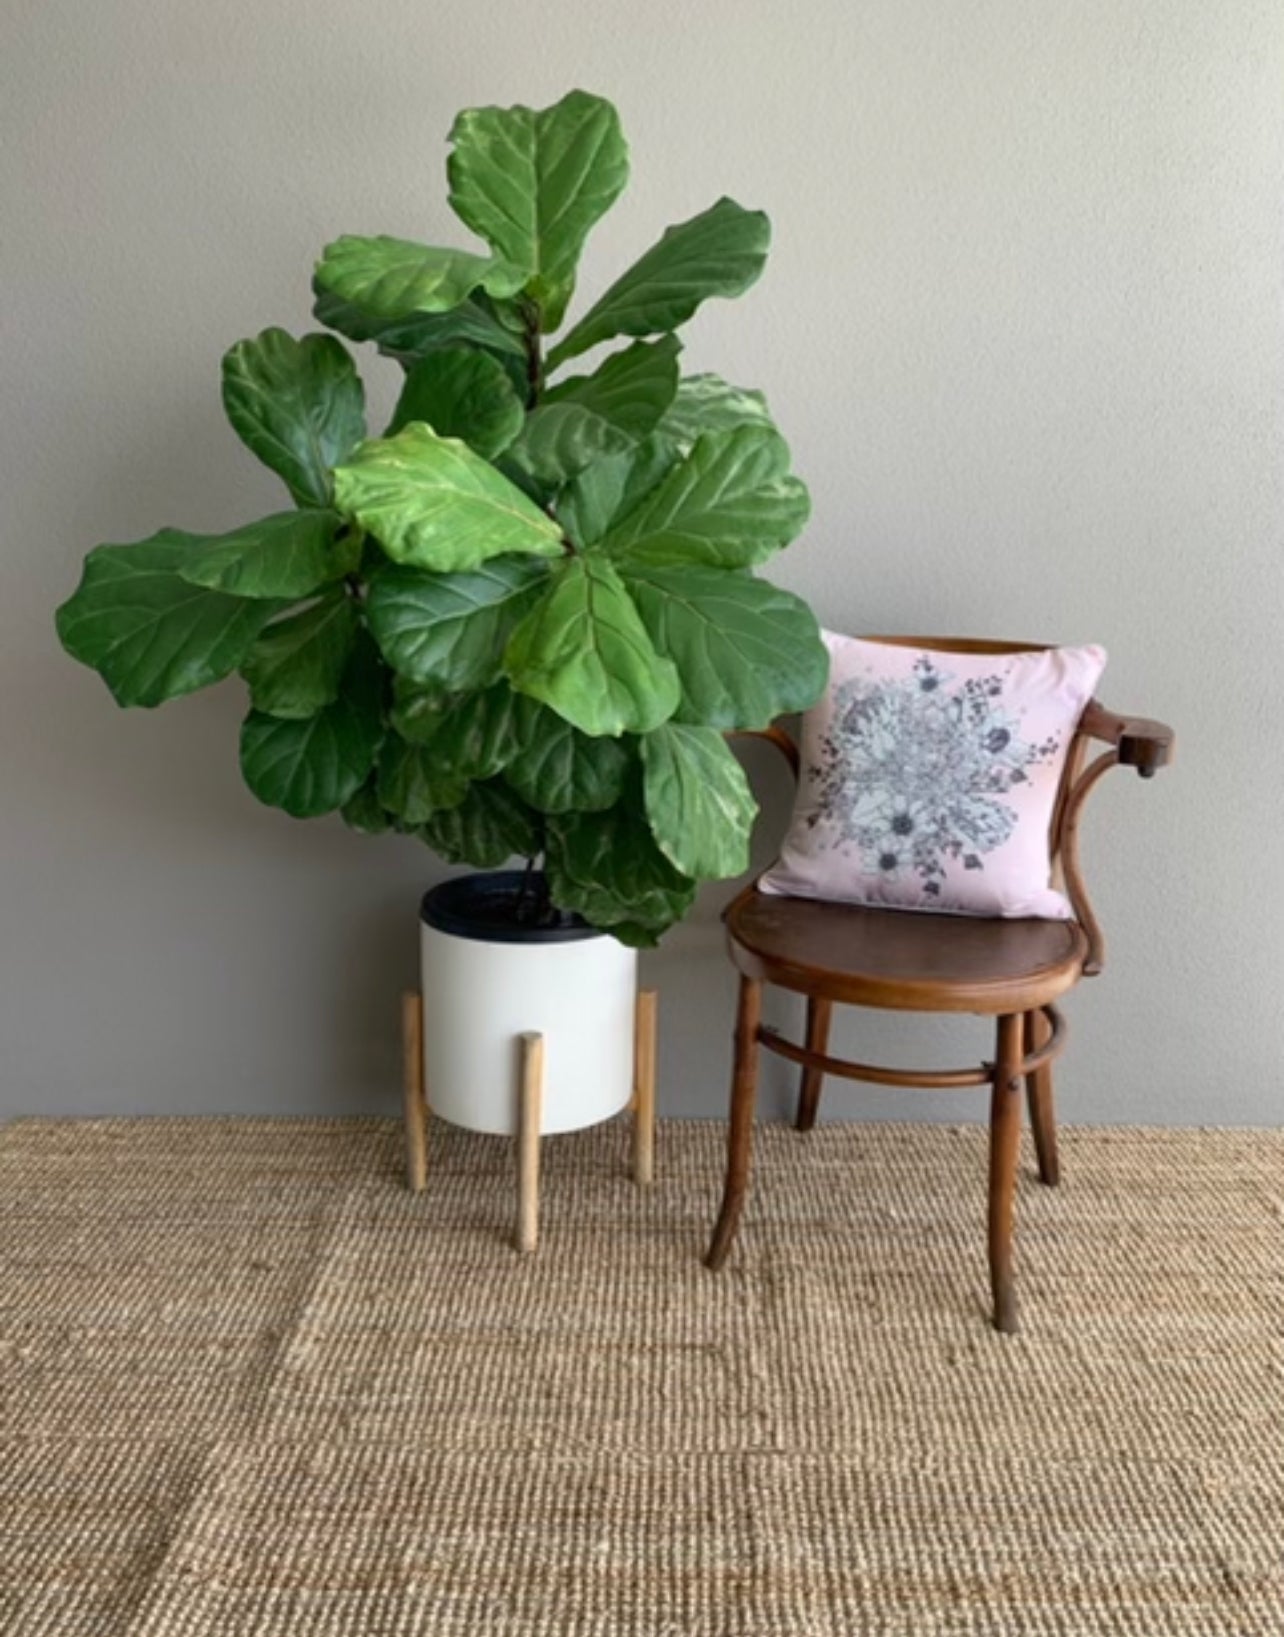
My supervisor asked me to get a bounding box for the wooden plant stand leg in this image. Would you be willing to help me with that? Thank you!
[517,1032,545,1254]
[401,991,428,1194]
[633,989,658,1186]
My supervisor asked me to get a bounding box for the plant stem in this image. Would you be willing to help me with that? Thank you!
[345,528,372,599]
[533,864,552,926]
[516,855,538,922]
[523,301,543,408]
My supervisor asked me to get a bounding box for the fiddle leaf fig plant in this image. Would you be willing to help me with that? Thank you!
[55,89,828,945]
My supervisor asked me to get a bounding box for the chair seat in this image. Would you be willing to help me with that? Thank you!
[725,888,1088,1014]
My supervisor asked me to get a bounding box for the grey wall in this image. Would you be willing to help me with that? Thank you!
[3,0,1282,1124]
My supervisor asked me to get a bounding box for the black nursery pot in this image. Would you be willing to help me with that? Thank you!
[419,871,600,944]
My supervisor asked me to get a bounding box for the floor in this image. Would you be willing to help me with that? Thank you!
[1,1116,1281,1634]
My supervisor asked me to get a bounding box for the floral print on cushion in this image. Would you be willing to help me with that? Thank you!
[760,635,1107,919]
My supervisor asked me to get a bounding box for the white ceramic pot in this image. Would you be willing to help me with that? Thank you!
[419,872,638,1136]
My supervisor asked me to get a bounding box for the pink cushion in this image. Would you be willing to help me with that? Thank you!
[760,635,1107,919]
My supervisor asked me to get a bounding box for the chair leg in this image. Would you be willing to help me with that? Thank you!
[795,996,833,1131]
[705,977,763,1271]
[1024,1008,1060,1187]
[988,1013,1025,1334]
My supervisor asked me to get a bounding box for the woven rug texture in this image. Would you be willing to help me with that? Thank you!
[1,1117,1281,1636]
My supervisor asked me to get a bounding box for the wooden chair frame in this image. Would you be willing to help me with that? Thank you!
[704,639,1173,1333]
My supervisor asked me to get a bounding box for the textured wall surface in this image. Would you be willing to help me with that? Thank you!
[2,0,1281,1122]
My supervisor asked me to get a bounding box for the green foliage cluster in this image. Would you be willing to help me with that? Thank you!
[56,90,827,944]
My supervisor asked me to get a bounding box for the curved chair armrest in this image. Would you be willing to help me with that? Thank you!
[1061,704,1175,976]
[1079,703,1175,778]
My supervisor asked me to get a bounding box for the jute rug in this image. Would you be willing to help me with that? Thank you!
[1,1118,1281,1635]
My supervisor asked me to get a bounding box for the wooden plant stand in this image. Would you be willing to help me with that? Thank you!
[401,989,659,1254]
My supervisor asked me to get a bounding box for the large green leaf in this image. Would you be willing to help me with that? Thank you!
[547,197,770,369]
[314,237,527,321]
[239,645,384,818]
[386,347,525,457]
[332,424,565,571]
[390,680,526,781]
[418,779,540,867]
[545,802,696,935]
[640,722,757,878]
[502,701,630,813]
[542,336,681,438]
[312,286,526,363]
[221,329,366,508]
[175,510,358,599]
[340,778,394,835]
[622,563,828,729]
[239,588,358,719]
[366,556,547,689]
[504,403,634,487]
[388,675,451,742]
[598,426,809,569]
[504,555,679,737]
[448,90,628,332]
[55,534,280,708]
[427,684,528,779]
[493,452,557,512]
[376,734,470,823]
[555,435,680,549]
[655,372,773,453]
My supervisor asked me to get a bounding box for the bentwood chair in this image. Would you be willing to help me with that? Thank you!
[704,638,1173,1333]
